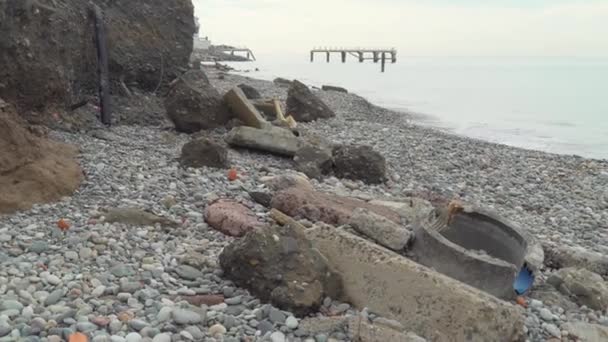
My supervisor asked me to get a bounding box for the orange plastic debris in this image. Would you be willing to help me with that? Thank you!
[228,168,238,181]
[57,219,71,232]
[516,296,527,308]
[68,332,88,342]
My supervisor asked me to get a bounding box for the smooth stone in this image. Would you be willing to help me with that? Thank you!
[125,332,143,342]
[208,324,227,337]
[270,331,286,342]
[76,322,98,333]
[285,316,298,329]
[152,333,171,342]
[269,308,286,324]
[172,309,203,325]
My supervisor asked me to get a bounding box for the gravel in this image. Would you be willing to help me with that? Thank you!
[0,66,605,342]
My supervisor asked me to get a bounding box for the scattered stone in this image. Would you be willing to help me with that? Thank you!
[165,70,231,133]
[225,126,303,157]
[349,208,412,251]
[204,200,263,237]
[248,191,273,208]
[208,323,227,337]
[175,265,203,280]
[285,316,299,329]
[181,294,224,307]
[172,309,204,325]
[152,333,171,342]
[125,332,143,342]
[101,208,179,228]
[179,138,229,169]
[29,241,50,254]
[547,267,608,310]
[332,144,387,184]
[270,331,286,342]
[286,80,336,122]
[219,222,342,315]
[274,78,292,87]
[294,145,333,180]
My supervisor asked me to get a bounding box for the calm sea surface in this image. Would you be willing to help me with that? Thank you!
[225,55,608,160]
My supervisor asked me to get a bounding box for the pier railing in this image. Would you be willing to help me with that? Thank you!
[310,47,397,72]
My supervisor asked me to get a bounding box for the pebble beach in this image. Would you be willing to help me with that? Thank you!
[1,66,607,342]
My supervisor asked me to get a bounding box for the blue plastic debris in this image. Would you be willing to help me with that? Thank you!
[513,263,534,295]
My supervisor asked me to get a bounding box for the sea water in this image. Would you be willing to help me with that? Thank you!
[225,55,608,160]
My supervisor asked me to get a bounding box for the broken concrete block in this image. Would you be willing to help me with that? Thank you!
[348,317,426,342]
[225,126,303,156]
[547,267,608,310]
[224,87,269,129]
[561,322,608,342]
[303,224,525,342]
[271,187,401,226]
[349,208,411,251]
[368,198,434,225]
[410,207,528,299]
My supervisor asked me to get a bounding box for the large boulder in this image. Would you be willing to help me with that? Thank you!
[0,100,82,214]
[179,138,229,169]
[547,267,608,310]
[165,70,231,133]
[237,84,262,100]
[219,223,342,315]
[294,145,333,180]
[0,0,196,114]
[204,200,263,237]
[286,80,336,122]
[271,187,401,226]
[332,145,387,184]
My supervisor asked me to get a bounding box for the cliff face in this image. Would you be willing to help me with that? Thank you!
[0,0,196,115]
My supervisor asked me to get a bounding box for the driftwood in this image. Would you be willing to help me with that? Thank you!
[92,4,111,125]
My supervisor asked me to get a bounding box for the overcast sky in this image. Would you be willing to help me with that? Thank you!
[193,0,608,57]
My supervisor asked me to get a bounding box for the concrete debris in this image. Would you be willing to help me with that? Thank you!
[547,267,608,310]
[225,126,303,157]
[304,224,525,342]
[179,138,229,169]
[349,208,412,251]
[224,87,269,129]
[286,80,336,122]
[332,144,387,184]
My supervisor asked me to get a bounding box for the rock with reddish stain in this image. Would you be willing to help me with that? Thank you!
[91,316,110,327]
[204,200,263,237]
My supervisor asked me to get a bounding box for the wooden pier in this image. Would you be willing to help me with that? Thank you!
[310,47,397,72]
[214,46,256,61]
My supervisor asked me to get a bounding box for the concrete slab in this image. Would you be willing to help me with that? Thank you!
[224,86,269,129]
[304,225,525,342]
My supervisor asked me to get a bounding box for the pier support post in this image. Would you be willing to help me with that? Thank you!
[341,51,346,63]
[391,51,397,63]
[373,52,379,63]
[310,51,314,62]
[326,52,330,63]
[381,52,386,72]
[93,4,111,126]
[359,52,363,62]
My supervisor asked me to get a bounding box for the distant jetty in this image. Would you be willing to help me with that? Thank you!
[310,47,397,72]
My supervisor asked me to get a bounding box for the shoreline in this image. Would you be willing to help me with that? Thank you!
[0,65,605,341]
